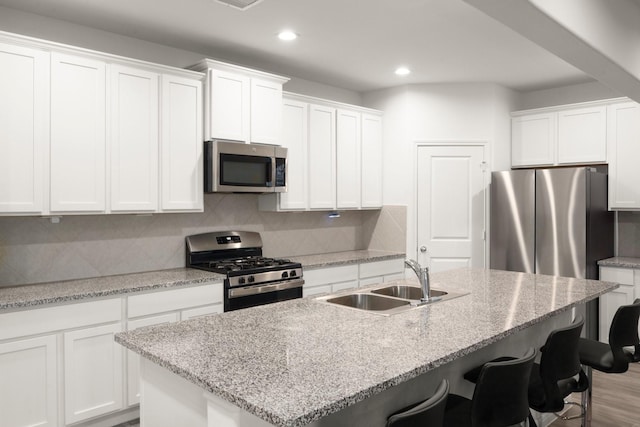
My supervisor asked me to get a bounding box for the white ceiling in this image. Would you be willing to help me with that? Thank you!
[0,0,596,93]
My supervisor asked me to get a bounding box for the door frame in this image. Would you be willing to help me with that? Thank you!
[412,141,491,269]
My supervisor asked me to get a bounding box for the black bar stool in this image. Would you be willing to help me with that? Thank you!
[578,298,640,424]
[444,347,536,427]
[386,379,449,427]
[463,316,588,426]
[526,315,589,426]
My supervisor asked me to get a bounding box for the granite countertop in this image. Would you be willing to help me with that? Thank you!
[0,250,404,311]
[0,268,224,311]
[115,268,618,427]
[598,257,640,269]
[288,250,404,269]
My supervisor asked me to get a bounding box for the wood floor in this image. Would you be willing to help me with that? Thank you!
[550,362,640,427]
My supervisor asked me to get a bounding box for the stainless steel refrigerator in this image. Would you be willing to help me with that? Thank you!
[490,167,614,339]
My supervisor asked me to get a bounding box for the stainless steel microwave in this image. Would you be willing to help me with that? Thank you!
[204,140,287,193]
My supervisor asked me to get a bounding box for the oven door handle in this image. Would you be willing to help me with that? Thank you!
[228,279,305,298]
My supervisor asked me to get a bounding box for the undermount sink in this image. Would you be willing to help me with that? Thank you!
[371,285,448,300]
[317,284,469,316]
[326,293,410,311]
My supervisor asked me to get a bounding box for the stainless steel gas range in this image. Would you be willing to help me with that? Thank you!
[186,231,304,311]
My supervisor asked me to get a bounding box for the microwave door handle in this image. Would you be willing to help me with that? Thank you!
[269,157,276,188]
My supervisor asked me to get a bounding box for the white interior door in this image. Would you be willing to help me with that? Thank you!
[416,144,487,273]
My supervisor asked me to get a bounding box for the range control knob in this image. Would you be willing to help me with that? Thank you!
[289,270,297,278]
[238,277,246,285]
[281,271,289,278]
[247,276,255,283]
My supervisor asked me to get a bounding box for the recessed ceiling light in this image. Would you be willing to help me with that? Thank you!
[278,30,298,41]
[395,67,411,76]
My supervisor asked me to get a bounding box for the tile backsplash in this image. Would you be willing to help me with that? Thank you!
[617,211,640,258]
[0,195,406,286]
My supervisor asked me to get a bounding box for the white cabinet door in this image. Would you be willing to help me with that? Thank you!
[308,104,336,210]
[126,312,178,407]
[110,65,159,212]
[557,105,606,164]
[336,109,361,209]
[50,53,106,213]
[251,78,282,145]
[64,322,124,424]
[208,69,249,142]
[599,266,636,343]
[607,102,640,209]
[0,335,57,427]
[160,74,203,211]
[511,112,556,168]
[361,113,383,208]
[0,43,48,214]
[279,99,308,210]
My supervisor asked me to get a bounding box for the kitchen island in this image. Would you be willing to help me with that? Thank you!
[115,268,618,427]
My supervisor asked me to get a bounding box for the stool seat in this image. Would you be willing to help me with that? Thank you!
[578,338,633,373]
[578,298,640,374]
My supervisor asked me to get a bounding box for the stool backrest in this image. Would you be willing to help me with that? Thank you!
[386,379,449,427]
[471,347,536,427]
[539,315,588,410]
[609,298,640,365]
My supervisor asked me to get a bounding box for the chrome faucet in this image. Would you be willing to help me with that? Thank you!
[405,259,435,304]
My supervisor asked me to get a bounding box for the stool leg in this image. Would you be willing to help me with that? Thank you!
[582,366,592,427]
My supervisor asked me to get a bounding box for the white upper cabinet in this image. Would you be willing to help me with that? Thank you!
[361,113,383,208]
[191,59,289,144]
[511,112,556,167]
[309,104,337,210]
[160,74,203,212]
[50,52,107,213]
[336,109,361,209]
[511,101,609,168]
[259,93,384,212]
[607,101,640,210]
[0,43,48,215]
[250,78,284,145]
[208,69,249,142]
[0,32,204,216]
[110,65,159,212]
[278,98,308,210]
[557,105,606,164]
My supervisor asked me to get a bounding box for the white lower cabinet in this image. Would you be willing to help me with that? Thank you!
[599,266,640,343]
[302,258,405,296]
[0,281,223,427]
[127,313,179,407]
[125,283,223,407]
[0,335,58,427]
[303,264,359,296]
[64,322,124,424]
[359,258,406,285]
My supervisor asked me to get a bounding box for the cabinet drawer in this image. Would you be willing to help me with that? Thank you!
[0,298,122,341]
[303,264,358,287]
[127,282,223,318]
[359,258,404,278]
[303,284,332,297]
[600,267,634,286]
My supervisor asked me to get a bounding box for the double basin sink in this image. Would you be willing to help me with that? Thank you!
[316,284,467,316]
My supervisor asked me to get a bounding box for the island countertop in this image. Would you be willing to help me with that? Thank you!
[115,268,617,427]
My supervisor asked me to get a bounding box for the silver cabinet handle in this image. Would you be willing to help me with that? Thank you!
[420,246,427,253]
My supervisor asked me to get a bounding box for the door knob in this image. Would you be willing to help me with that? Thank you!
[420,246,427,253]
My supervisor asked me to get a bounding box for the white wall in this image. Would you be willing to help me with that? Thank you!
[515,80,623,110]
[362,83,517,259]
[0,5,362,105]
